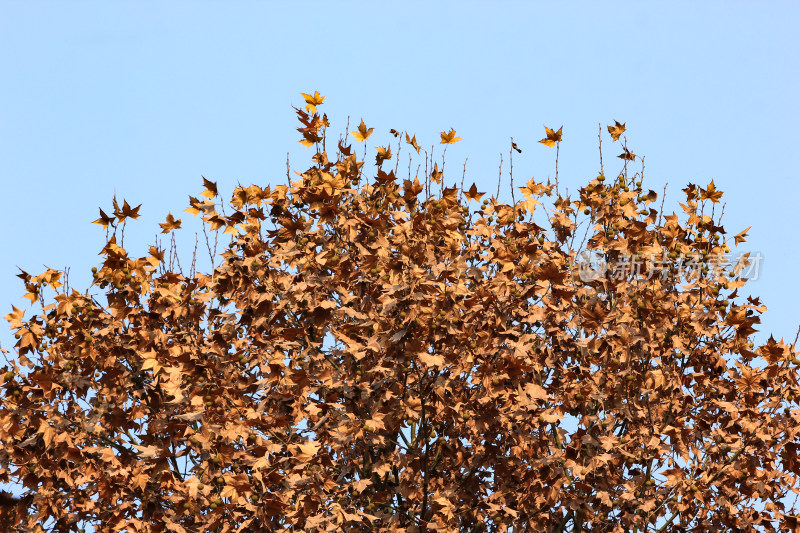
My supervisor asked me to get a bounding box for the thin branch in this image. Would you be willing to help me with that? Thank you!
[496,153,503,199]
[509,137,516,206]
[459,158,468,204]
[555,141,561,195]
[657,182,669,228]
[598,123,604,176]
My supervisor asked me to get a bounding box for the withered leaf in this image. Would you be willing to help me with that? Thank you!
[440,128,463,144]
[539,126,562,147]
[607,120,626,141]
[350,119,374,142]
[158,213,182,233]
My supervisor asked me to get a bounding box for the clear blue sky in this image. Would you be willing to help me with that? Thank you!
[1,1,799,357]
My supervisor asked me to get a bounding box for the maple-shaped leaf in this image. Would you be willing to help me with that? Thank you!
[734,226,751,245]
[200,176,218,199]
[92,208,115,229]
[159,213,182,233]
[350,119,374,142]
[406,133,421,154]
[464,183,485,202]
[431,162,443,184]
[700,180,724,203]
[116,199,142,222]
[375,146,392,166]
[3,305,25,329]
[618,147,636,161]
[403,177,424,200]
[295,440,321,462]
[300,90,325,113]
[519,177,545,198]
[607,120,626,141]
[539,126,563,147]
[375,169,396,184]
[440,128,463,144]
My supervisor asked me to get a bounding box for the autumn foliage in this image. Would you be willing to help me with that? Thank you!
[2,93,800,532]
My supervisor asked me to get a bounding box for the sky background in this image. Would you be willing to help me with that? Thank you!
[1,2,799,359]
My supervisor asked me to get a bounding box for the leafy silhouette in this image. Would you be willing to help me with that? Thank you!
[539,125,563,147]
[300,90,325,113]
[91,208,114,230]
[618,146,636,161]
[350,119,374,142]
[464,183,485,202]
[158,213,182,233]
[406,133,421,154]
[1,93,799,533]
[607,120,626,141]
[439,128,463,144]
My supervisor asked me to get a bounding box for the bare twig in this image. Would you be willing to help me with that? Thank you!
[555,141,560,195]
[657,182,668,227]
[423,148,430,198]
[496,153,503,199]
[509,138,516,206]
[640,154,646,183]
[440,146,448,196]
[190,233,199,278]
[622,136,629,178]
[598,123,604,176]
[395,134,402,176]
[459,158,468,204]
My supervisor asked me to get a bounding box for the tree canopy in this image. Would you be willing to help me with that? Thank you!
[2,93,799,532]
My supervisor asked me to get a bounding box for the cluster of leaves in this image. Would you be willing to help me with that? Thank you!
[1,93,800,532]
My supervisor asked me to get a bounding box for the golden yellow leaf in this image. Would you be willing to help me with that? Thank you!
[539,126,562,147]
[734,226,752,245]
[440,128,463,144]
[607,120,626,141]
[701,180,723,203]
[300,90,325,113]
[350,119,374,142]
[406,133,421,154]
[375,146,392,165]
